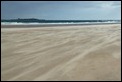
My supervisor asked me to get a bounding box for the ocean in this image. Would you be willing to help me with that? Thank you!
[1,19,121,25]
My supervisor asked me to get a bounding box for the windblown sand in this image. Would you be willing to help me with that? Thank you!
[1,24,121,81]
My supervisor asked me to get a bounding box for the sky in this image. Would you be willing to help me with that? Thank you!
[1,1,121,20]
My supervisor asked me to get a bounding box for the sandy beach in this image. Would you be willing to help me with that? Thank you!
[1,24,121,81]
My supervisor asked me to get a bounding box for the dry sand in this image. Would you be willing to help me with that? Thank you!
[1,24,121,81]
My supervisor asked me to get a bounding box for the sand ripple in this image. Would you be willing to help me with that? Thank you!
[1,24,121,81]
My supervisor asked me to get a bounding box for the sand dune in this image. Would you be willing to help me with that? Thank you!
[1,24,121,81]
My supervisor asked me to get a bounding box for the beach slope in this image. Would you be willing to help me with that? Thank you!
[1,24,121,81]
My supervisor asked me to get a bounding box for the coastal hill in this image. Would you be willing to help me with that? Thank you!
[1,18,120,23]
[1,18,45,23]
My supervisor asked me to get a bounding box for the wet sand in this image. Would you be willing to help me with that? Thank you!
[1,24,121,81]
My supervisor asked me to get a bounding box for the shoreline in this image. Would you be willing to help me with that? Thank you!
[1,23,121,28]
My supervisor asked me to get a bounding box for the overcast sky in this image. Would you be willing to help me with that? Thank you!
[1,1,121,20]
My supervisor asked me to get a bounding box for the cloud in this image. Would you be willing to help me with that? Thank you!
[1,1,121,19]
[93,1,121,8]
